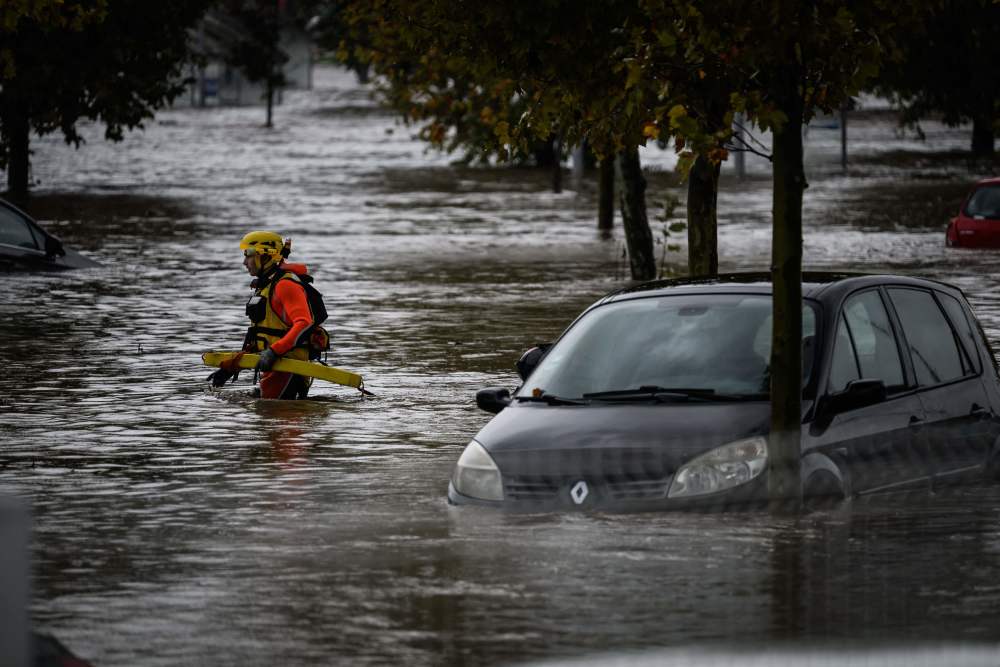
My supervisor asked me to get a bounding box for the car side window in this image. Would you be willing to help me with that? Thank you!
[828,316,860,392]
[888,288,966,386]
[841,290,906,389]
[937,292,981,374]
[0,206,39,250]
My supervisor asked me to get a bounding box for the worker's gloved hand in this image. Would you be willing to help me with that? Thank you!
[207,368,234,387]
[255,348,278,372]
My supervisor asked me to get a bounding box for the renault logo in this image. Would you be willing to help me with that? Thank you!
[570,480,589,505]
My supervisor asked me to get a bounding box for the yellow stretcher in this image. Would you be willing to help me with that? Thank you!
[202,351,364,389]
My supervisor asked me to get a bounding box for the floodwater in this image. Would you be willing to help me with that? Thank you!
[2,66,1000,665]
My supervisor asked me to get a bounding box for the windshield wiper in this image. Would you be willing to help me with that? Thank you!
[513,393,588,406]
[583,386,766,402]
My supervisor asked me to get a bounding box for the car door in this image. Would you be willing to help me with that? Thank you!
[886,287,996,483]
[808,289,928,494]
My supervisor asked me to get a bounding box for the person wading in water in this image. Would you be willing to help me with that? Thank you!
[208,231,329,399]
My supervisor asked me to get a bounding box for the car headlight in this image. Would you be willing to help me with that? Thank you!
[452,440,504,501]
[667,436,768,499]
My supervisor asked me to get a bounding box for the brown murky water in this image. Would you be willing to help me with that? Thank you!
[3,68,1000,665]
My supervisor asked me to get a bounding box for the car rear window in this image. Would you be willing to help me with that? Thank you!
[937,292,982,374]
[888,288,967,386]
[964,185,1000,219]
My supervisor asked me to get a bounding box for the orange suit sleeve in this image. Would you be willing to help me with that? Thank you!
[269,279,314,356]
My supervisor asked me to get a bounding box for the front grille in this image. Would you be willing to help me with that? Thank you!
[504,477,560,501]
[605,477,669,500]
[503,475,669,503]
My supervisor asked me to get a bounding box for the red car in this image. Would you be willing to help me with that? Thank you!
[946,177,1000,247]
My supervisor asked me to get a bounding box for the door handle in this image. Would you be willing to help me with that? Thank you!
[970,404,990,418]
[909,415,923,424]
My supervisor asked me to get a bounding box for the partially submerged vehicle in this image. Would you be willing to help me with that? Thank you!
[450,273,1000,511]
[946,177,1000,248]
[0,198,98,270]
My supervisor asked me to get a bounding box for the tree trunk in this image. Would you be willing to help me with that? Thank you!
[971,111,995,158]
[265,80,274,128]
[598,157,614,235]
[617,147,656,281]
[768,69,805,513]
[686,155,720,277]
[2,98,31,205]
[355,63,371,84]
[551,135,562,193]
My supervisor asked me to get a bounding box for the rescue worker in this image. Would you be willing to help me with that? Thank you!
[208,231,318,399]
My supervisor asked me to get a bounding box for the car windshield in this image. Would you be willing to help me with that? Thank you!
[965,184,1000,219]
[520,294,817,400]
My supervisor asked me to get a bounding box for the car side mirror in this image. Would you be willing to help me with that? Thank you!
[516,343,551,381]
[821,378,887,418]
[476,387,511,414]
[44,234,65,258]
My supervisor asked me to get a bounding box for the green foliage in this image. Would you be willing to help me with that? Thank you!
[334,0,911,175]
[0,0,211,169]
[307,0,372,82]
[873,0,999,154]
[338,0,653,163]
[0,1,106,77]
[215,0,289,90]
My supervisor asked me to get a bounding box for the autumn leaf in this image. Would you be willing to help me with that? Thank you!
[494,120,510,143]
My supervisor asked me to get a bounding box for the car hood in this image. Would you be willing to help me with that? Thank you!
[475,401,772,478]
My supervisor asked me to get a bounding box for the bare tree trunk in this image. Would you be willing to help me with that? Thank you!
[768,66,805,513]
[551,134,562,193]
[686,155,719,277]
[265,80,274,128]
[617,147,656,281]
[355,63,371,84]
[971,111,995,158]
[840,105,848,172]
[598,157,614,234]
[2,98,31,205]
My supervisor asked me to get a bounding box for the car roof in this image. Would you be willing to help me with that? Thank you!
[972,177,1000,188]
[598,271,965,306]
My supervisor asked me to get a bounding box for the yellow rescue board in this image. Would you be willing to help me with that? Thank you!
[202,351,364,389]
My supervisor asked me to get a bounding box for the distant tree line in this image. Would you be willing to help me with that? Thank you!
[2,1,996,210]
[0,0,313,204]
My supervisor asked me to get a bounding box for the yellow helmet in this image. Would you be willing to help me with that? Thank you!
[239,231,287,262]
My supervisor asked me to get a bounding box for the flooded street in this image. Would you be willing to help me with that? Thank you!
[3,66,1000,665]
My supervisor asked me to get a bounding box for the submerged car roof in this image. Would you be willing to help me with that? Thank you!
[971,177,1000,188]
[597,271,964,306]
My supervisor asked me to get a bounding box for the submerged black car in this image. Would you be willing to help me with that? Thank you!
[449,273,1000,510]
[0,198,97,270]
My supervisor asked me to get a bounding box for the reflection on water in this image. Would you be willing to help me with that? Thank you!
[2,66,1000,665]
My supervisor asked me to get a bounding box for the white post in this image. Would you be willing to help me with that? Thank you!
[840,104,848,173]
[0,496,30,667]
[734,113,746,181]
[571,144,586,189]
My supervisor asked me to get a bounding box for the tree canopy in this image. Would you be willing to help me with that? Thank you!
[0,0,211,201]
[875,0,999,157]
[211,0,293,128]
